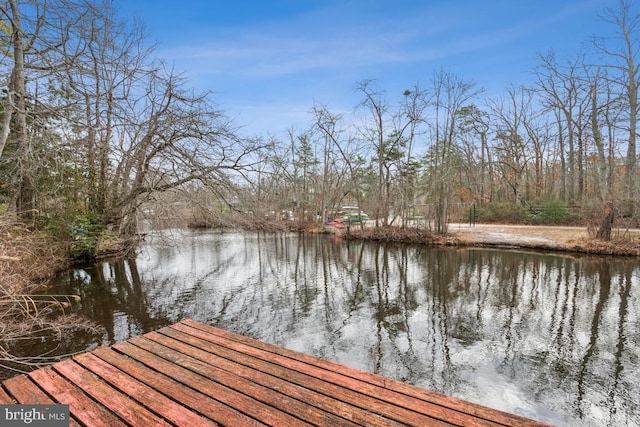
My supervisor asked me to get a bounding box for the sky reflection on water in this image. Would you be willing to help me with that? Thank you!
[50,230,640,427]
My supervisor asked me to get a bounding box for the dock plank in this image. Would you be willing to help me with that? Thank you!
[92,346,257,426]
[29,367,127,427]
[159,328,451,426]
[137,331,368,427]
[114,339,312,427]
[144,329,386,427]
[169,321,484,427]
[1,319,554,427]
[2,375,82,427]
[0,384,14,403]
[182,318,548,427]
[73,352,217,427]
[54,358,173,427]
[4,375,57,405]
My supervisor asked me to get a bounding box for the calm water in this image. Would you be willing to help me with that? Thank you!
[41,230,640,426]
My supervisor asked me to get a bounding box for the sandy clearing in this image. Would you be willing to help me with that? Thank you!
[449,223,590,247]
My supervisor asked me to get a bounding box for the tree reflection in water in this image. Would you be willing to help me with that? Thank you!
[48,231,639,427]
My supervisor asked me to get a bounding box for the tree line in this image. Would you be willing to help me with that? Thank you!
[1,0,638,252]
[242,0,640,240]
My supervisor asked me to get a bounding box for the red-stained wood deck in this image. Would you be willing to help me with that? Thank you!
[0,319,554,426]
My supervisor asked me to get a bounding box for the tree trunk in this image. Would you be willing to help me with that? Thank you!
[9,0,36,223]
[590,68,615,241]
[596,203,614,240]
[0,69,15,159]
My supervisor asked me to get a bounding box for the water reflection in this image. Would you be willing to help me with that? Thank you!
[46,231,639,426]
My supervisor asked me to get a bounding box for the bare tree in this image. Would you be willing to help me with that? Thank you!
[594,0,640,213]
[356,80,424,227]
[424,70,480,233]
[587,66,623,240]
[535,51,590,202]
[521,95,553,201]
[106,67,260,235]
[1,0,38,221]
[355,80,390,226]
[312,103,369,223]
[457,104,493,203]
[590,69,613,239]
[15,1,260,237]
[0,0,101,222]
[398,85,428,228]
[49,1,155,217]
[487,84,534,205]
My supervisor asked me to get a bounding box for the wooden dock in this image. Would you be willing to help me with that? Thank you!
[0,319,554,426]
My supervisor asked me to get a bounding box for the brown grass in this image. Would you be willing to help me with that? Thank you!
[0,221,101,377]
[567,237,640,256]
[344,226,459,246]
[0,222,68,291]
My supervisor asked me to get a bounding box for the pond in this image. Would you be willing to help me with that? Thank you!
[33,230,640,426]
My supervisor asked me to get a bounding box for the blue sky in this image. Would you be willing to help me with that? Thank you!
[118,0,614,137]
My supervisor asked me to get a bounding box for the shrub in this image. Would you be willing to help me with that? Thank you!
[476,202,526,223]
[46,212,104,260]
[528,200,573,224]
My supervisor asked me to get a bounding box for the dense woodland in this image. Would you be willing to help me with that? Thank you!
[2,0,640,257]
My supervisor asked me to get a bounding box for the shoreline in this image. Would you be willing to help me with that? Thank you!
[334,223,640,257]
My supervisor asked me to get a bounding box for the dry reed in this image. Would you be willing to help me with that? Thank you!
[0,221,101,377]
